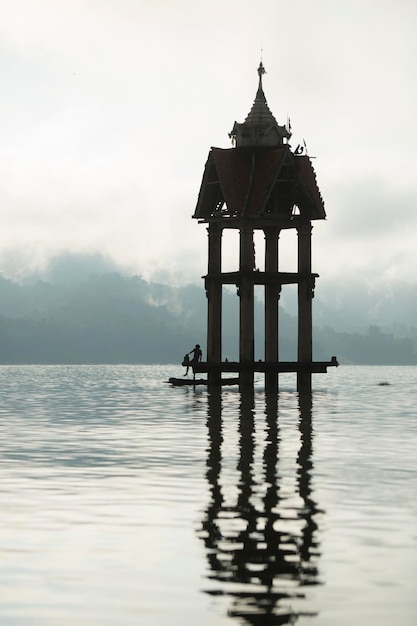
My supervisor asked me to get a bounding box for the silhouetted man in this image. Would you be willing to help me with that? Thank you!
[184,344,202,375]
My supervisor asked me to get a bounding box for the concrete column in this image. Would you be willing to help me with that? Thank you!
[239,225,255,389]
[297,222,313,393]
[207,224,222,386]
[264,228,280,392]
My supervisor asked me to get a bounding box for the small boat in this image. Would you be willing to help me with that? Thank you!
[168,377,239,387]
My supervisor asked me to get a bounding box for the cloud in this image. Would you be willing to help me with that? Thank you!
[0,0,416,292]
[42,251,119,284]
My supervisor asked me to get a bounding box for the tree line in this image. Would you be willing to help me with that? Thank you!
[0,272,415,365]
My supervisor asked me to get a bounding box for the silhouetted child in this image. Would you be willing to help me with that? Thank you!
[182,354,190,375]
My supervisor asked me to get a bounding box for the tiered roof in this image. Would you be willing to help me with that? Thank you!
[194,63,325,223]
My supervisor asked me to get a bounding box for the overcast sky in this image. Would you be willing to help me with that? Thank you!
[1,0,416,288]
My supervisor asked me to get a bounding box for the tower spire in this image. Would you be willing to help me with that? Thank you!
[229,62,291,148]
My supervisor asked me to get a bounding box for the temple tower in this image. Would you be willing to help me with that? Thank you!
[192,63,337,392]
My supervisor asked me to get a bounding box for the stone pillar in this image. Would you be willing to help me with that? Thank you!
[207,224,222,386]
[239,225,255,389]
[264,228,280,392]
[297,222,313,393]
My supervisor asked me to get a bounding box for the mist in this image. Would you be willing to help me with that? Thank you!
[0,252,415,365]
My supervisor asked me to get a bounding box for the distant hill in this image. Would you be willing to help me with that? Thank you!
[0,255,415,365]
[0,271,300,364]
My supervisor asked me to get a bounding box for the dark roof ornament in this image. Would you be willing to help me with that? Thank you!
[229,62,291,148]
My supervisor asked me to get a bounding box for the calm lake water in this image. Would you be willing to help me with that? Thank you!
[0,364,415,625]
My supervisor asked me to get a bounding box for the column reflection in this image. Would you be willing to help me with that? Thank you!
[198,391,323,625]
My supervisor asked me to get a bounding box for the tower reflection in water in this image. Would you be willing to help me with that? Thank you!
[198,390,322,625]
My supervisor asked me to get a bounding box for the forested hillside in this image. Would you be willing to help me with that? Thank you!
[0,268,415,365]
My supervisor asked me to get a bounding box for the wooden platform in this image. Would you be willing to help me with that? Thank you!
[190,358,338,375]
